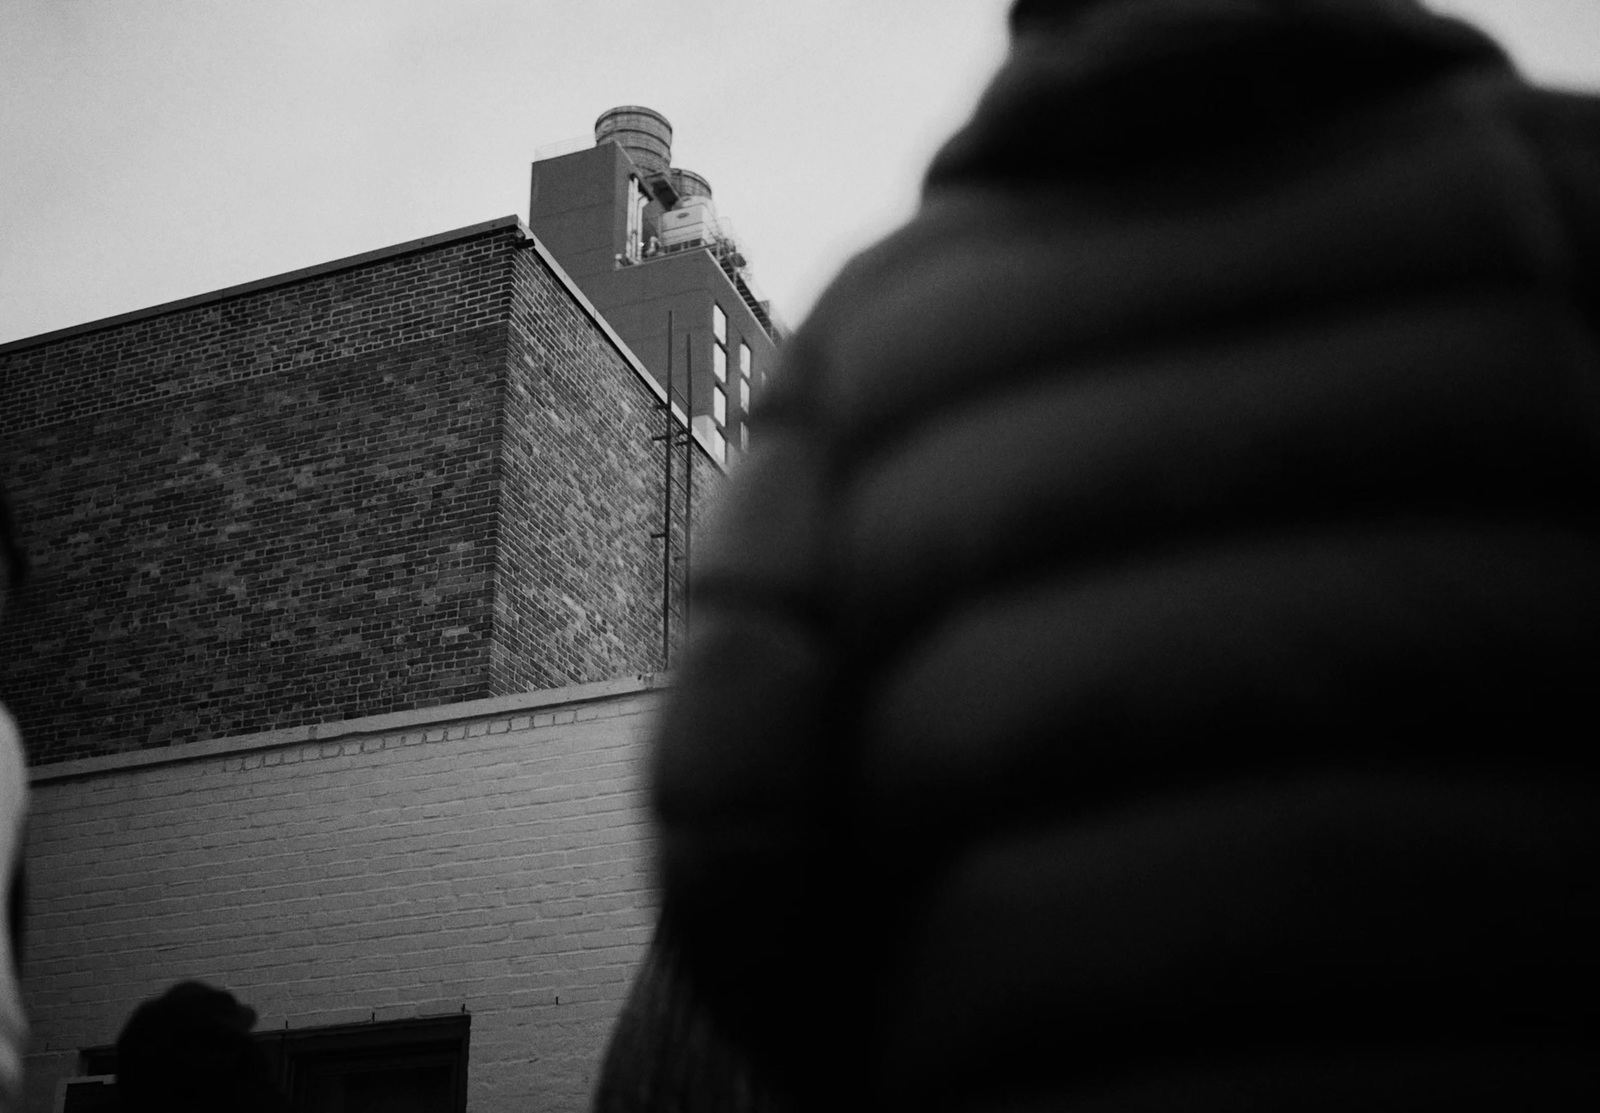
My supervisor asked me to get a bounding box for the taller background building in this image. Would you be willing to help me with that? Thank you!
[530,107,782,463]
[0,107,772,1113]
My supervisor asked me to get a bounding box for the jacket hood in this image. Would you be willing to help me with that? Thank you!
[928,0,1509,188]
[1007,0,1504,48]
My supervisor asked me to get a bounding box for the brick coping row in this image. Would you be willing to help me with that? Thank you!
[29,674,669,786]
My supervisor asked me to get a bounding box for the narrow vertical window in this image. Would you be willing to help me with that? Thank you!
[692,420,726,465]
[712,342,727,382]
[739,342,751,378]
[625,178,648,263]
[738,378,749,412]
[712,304,726,344]
[713,385,727,425]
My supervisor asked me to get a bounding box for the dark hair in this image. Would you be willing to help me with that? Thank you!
[116,982,289,1113]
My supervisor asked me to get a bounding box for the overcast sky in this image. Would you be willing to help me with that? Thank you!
[2,0,1597,346]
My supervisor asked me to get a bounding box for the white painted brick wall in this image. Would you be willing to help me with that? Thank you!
[19,684,666,1112]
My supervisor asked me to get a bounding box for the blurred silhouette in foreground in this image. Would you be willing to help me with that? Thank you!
[597,0,1600,1109]
[1,489,31,1112]
[116,981,289,1113]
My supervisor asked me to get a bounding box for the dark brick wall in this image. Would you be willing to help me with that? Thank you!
[492,248,670,691]
[1,233,513,436]
[3,327,510,763]
[491,243,725,686]
[1,230,519,764]
[2,223,724,766]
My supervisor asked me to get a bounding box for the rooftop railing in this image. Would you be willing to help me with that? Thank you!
[531,135,592,162]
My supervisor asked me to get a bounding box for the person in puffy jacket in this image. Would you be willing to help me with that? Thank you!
[599,1,1600,1109]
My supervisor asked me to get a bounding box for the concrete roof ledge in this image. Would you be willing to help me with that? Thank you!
[0,216,526,356]
[0,214,726,473]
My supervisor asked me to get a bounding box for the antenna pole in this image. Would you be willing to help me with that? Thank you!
[661,312,675,669]
[684,332,693,637]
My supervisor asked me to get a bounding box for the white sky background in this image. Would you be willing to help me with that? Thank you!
[1,0,1597,346]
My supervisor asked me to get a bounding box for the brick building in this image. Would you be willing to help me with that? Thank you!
[1,153,746,1110]
[24,682,664,1113]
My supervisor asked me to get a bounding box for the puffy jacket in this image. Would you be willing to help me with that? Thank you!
[603,1,1600,1109]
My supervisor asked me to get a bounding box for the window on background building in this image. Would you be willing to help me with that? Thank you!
[712,303,726,344]
[741,423,749,451]
[712,341,727,382]
[739,341,751,378]
[691,415,727,464]
[713,385,727,425]
[625,177,647,263]
[739,378,750,412]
